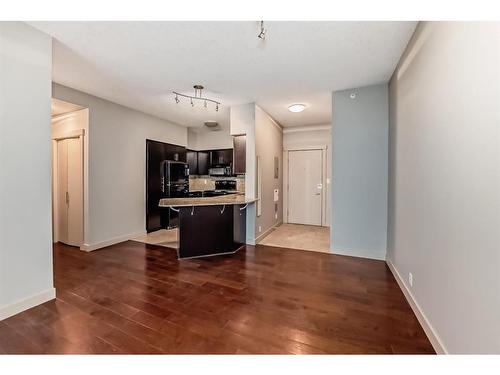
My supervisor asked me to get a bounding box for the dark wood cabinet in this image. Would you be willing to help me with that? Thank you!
[210,149,233,167]
[233,135,246,174]
[186,150,198,175]
[146,139,186,232]
[146,140,165,232]
[197,151,209,175]
[185,148,237,176]
[177,204,246,259]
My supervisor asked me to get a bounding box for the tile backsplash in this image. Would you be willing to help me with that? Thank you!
[189,176,245,193]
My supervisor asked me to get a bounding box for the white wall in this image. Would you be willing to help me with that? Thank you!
[0,23,55,319]
[283,125,331,226]
[187,123,233,151]
[255,106,283,240]
[331,84,389,260]
[388,22,500,354]
[52,83,187,250]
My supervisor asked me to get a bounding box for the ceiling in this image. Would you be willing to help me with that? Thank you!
[31,21,416,128]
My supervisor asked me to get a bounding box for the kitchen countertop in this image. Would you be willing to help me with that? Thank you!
[159,194,257,207]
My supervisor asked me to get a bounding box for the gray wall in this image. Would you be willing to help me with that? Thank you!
[331,84,389,259]
[255,106,283,239]
[0,23,55,318]
[53,84,187,249]
[388,22,500,353]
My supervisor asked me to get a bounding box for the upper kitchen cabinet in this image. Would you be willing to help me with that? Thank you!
[164,143,187,162]
[233,135,246,174]
[210,149,233,167]
[186,150,198,175]
[197,151,209,175]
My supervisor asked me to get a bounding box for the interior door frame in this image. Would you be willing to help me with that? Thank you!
[52,128,85,246]
[283,145,328,226]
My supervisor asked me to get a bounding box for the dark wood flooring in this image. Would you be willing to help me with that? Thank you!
[0,241,434,354]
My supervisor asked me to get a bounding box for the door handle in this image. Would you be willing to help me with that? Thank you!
[66,191,69,204]
[314,192,321,195]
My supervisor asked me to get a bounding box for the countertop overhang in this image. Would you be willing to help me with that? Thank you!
[159,195,257,208]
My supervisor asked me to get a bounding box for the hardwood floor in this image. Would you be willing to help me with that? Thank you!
[0,241,434,354]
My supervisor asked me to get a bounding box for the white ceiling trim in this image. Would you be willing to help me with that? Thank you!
[283,124,331,133]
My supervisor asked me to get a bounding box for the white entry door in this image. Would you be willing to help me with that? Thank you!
[288,149,323,226]
[55,137,83,246]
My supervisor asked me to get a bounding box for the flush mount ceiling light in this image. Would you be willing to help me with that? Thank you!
[204,121,220,131]
[288,104,306,113]
[173,85,220,112]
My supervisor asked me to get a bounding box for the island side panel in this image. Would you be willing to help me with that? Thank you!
[178,205,235,259]
[233,205,246,247]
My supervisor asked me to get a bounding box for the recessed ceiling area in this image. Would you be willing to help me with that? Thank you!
[32,21,417,128]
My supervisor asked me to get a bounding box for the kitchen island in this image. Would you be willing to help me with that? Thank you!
[159,195,256,259]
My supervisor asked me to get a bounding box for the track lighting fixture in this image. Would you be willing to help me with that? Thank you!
[258,21,266,40]
[173,85,221,112]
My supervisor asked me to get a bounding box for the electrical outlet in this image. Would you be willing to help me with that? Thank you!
[409,272,413,287]
[258,226,262,233]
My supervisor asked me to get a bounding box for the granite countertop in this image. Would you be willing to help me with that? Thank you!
[189,189,244,193]
[159,195,257,207]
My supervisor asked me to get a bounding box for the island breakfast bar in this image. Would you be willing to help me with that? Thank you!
[159,195,257,259]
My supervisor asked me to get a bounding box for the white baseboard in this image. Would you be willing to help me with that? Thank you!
[386,259,447,354]
[80,231,147,252]
[331,247,386,261]
[255,221,282,243]
[0,287,56,321]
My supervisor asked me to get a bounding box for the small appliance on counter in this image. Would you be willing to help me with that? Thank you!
[161,160,189,228]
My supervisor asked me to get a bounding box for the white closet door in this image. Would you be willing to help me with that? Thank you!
[66,137,83,246]
[56,137,83,247]
[288,149,323,226]
[57,139,69,244]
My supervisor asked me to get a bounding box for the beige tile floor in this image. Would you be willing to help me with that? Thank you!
[132,229,179,249]
[259,223,331,253]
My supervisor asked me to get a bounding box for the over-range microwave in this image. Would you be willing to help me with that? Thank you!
[209,166,232,176]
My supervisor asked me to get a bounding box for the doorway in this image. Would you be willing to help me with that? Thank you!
[54,137,83,246]
[259,145,330,254]
[51,99,88,248]
[287,149,323,225]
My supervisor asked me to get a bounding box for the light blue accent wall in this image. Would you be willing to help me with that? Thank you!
[331,84,388,260]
